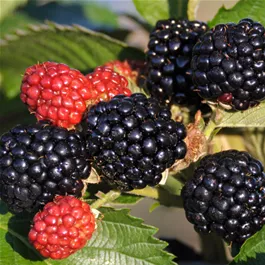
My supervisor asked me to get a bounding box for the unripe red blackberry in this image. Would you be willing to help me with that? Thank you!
[102,60,137,82]
[0,121,91,214]
[29,195,96,259]
[21,62,95,129]
[85,67,132,103]
[182,150,265,244]
[85,93,187,191]
[191,18,265,110]
[146,19,208,105]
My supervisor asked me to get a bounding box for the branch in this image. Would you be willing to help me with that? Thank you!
[91,190,121,209]
[127,186,183,208]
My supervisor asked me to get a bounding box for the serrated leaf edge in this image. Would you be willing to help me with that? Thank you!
[233,226,265,263]
[216,102,265,128]
[0,21,131,49]
[95,207,176,264]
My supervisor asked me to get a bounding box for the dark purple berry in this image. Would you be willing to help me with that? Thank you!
[182,149,265,244]
[192,18,265,110]
[146,19,208,106]
[86,94,187,191]
[0,121,90,214]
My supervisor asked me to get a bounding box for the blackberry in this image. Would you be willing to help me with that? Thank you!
[146,19,208,105]
[182,150,265,244]
[192,18,265,110]
[85,93,187,191]
[0,121,91,214]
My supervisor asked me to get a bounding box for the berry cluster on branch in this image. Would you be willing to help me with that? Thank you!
[0,15,264,261]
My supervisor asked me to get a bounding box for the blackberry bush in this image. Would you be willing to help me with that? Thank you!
[192,18,265,110]
[146,19,208,105]
[0,121,91,214]
[85,93,187,190]
[1,0,265,264]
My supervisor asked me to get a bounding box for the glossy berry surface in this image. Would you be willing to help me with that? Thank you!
[0,121,91,214]
[21,62,95,129]
[192,18,265,110]
[146,19,208,105]
[28,196,96,260]
[86,93,187,191]
[182,150,265,244]
[86,67,132,103]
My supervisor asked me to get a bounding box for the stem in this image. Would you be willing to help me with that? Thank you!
[127,186,183,208]
[161,174,184,196]
[127,186,160,199]
[187,0,200,20]
[200,233,228,264]
[91,190,121,209]
[204,118,217,140]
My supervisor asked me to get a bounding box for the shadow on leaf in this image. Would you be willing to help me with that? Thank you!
[0,201,9,215]
[6,214,45,262]
[118,47,145,62]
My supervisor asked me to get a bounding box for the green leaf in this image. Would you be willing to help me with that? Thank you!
[0,0,27,22]
[209,0,265,28]
[0,12,37,39]
[0,202,176,265]
[0,201,44,264]
[132,0,188,26]
[216,102,265,128]
[0,68,26,99]
[113,194,143,204]
[84,208,176,265]
[230,226,265,265]
[0,22,144,98]
[0,96,35,135]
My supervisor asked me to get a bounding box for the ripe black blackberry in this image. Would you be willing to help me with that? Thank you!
[146,19,208,105]
[182,150,265,244]
[85,93,187,191]
[0,121,91,214]
[192,18,265,110]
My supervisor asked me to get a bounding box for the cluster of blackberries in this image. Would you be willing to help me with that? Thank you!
[146,18,265,110]
[0,92,187,214]
[182,150,265,243]
[2,16,265,250]
[86,93,187,191]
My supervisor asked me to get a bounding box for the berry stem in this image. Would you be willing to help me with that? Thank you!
[127,187,158,197]
[127,186,183,207]
[91,190,121,209]
[160,174,184,196]
[200,234,228,264]
[203,111,221,140]
[204,118,217,139]
[187,0,200,20]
